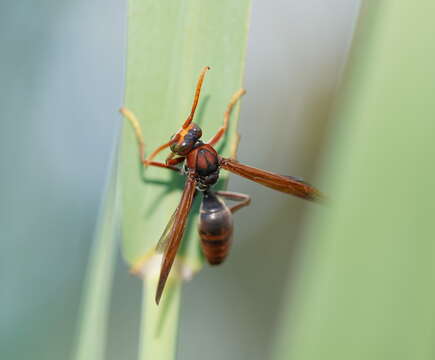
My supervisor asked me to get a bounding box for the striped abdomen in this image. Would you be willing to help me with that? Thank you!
[198,191,233,265]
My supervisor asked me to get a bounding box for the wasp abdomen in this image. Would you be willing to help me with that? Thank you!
[198,191,233,265]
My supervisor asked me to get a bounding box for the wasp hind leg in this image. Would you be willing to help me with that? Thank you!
[215,191,251,213]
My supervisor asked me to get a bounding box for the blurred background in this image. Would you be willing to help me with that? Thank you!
[0,1,362,359]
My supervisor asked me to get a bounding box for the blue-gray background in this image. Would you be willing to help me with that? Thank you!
[0,1,360,359]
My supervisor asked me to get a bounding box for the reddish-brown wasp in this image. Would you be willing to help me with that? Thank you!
[121,66,322,304]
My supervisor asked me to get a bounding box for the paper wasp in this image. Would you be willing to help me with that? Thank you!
[121,67,322,304]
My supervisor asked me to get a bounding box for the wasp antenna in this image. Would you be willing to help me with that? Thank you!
[182,66,210,128]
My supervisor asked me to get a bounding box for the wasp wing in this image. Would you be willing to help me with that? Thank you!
[220,157,322,201]
[155,176,197,305]
[155,209,178,254]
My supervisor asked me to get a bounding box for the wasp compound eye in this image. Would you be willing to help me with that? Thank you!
[188,123,202,139]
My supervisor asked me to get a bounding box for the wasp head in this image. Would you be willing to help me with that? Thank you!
[170,123,202,156]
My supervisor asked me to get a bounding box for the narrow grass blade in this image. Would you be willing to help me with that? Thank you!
[273,2,435,360]
[73,149,120,360]
[120,1,251,359]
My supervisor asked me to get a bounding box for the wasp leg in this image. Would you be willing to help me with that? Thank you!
[215,191,251,213]
[166,156,185,166]
[208,89,246,146]
[120,107,178,171]
[229,132,241,161]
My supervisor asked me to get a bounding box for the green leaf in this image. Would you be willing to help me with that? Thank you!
[120,1,251,359]
[273,2,435,359]
[121,0,251,271]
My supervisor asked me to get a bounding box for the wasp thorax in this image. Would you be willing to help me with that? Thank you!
[170,123,202,155]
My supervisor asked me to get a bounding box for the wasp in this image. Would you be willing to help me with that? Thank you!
[121,67,321,304]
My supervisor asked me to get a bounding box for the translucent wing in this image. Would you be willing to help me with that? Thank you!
[155,209,178,254]
[220,157,322,201]
[155,176,197,305]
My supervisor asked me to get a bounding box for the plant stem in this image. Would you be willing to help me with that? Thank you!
[138,277,182,360]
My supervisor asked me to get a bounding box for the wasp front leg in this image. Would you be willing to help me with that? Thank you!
[120,107,180,172]
[208,89,246,146]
